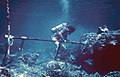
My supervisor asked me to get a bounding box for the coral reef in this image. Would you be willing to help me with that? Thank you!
[0,29,120,77]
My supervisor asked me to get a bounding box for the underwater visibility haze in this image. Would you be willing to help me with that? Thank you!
[0,0,120,76]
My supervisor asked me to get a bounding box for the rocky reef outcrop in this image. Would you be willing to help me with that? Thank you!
[0,29,120,77]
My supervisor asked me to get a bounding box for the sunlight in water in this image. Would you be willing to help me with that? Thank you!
[62,0,69,14]
[61,0,70,21]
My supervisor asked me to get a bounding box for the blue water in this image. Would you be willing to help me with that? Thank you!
[0,0,120,61]
[0,0,120,76]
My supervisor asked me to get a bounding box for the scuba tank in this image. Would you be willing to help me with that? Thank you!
[51,23,69,33]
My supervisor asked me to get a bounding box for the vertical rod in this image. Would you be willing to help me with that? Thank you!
[1,0,11,66]
[6,0,11,55]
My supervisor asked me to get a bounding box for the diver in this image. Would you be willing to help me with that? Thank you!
[97,25,109,34]
[51,22,75,60]
[96,25,109,40]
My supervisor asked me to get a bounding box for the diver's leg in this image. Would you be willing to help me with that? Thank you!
[54,43,61,60]
[54,41,61,60]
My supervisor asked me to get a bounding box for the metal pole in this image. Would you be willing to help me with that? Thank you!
[5,35,81,44]
[1,0,11,66]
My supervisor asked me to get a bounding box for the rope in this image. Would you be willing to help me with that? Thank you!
[6,0,10,22]
[6,0,10,27]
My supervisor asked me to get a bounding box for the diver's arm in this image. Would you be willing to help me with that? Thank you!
[58,32,66,42]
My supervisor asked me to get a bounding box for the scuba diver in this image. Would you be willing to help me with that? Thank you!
[51,22,75,60]
[96,25,109,40]
[97,25,109,34]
